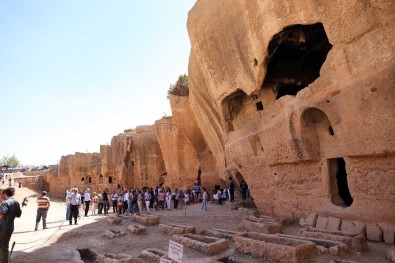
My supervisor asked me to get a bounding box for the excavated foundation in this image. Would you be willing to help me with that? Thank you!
[242,215,283,234]
[128,224,147,234]
[131,214,160,226]
[138,248,169,262]
[277,234,348,256]
[234,232,317,263]
[171,234,228,255]
[159,223,196,235]
[205,229,244,239]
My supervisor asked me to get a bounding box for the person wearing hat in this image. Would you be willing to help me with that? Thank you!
[35,191,50,231]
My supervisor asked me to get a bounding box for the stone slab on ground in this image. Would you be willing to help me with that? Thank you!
[299,213,317,228]
[242,216,283,234]
[341,220,366,235]
[234,232,317,263]
[159,223,196,235]
[102,229,126,239]
[276,234,348,256]
[316,216,329,230]
[128,224,147,234]
[205,229,244,239]
[171,234,228,255]
[379,223,395,244]
[105,216,123,225]
[131,214,160,226]
[96,253,133,263]
[366,224,383,242]
[327,217,342,231]
[138,248,169,263]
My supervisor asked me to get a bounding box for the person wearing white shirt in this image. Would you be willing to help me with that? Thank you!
[84,188,91,217]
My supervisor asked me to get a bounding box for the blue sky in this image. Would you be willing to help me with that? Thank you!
[0,1,196,166]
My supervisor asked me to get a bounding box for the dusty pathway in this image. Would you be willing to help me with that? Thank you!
[1,180,392,263]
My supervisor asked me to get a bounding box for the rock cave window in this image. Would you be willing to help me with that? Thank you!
[81,177,84,182]
[262,23,332,100]
[329,158,353,207]
[256,101,264,111]
[88,177,92,183]
[109,176,113,184]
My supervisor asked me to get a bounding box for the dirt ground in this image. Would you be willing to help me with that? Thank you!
[0,180,393,263]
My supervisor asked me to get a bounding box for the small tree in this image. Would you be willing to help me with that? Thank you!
[167,74,189,98]
[1,155,20,168]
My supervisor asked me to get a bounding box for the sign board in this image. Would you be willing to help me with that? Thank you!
[168,240,183,262]
[159,258,172,263]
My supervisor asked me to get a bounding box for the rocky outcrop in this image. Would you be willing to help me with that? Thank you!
[187,0,395,223]
[169,95,223,189]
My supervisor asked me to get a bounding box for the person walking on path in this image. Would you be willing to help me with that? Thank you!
[200,188,208,212]
[83,188,91,217]
[34,191,50,231]
[102,189,109,215]
[68,188,79,225]
[0,187,22,263]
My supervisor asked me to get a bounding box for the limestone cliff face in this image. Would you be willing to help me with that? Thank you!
[128,125,167,188]
[169,95,223,189]
[155,117,199,189]
[54,152,101,196]
[187,0,395,223]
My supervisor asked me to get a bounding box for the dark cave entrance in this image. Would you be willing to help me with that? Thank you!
[329,158,353,207]
[263,23,332,99]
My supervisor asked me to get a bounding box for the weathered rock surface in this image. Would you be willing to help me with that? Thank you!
[44,0,394,229]
[187,0,395,224]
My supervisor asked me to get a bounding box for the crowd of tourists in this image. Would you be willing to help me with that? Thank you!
[64,177,250,225]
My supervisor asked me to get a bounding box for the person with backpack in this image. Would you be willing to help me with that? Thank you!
[0,187,22,263]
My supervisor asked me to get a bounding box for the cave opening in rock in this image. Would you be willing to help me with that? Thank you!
[108,176,113,184]
[263,23,332,99]
[256,101,264,111]
[329,158,353,207]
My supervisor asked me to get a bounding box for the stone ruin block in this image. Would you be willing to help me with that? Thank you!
[131,214,160,226]
[204,229,244,239]
[96,253,133,263]
[171,234,228,255]
[388,247,395,263]
[315,216,329,230]
[299,213,317,228]
[159,223,196,235]
[379,223,395,244]
[234,232,317,263]
[138,248,169,263]
[301,229,368,252]
[106,216,123,225]
[366,224,383,242]
[277,234,348,256]
[242,215,283,234]
[128,224,147,235]
[103,229,126,239]
[340,220,366,236]
[76,248,133,263]
[230,200,256,210]
[327,217,342,231]
[237,207,259,217]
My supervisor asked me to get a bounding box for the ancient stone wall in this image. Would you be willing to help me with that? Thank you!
[187,0,395,223]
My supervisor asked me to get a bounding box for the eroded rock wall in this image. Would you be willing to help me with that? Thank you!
[155,117,199,189]
[169,95,223,189]
[187,0,395,223]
